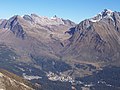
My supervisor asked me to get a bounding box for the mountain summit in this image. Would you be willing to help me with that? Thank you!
[62,9,120,66]
[0,10,120,90]
[90,9,114,22]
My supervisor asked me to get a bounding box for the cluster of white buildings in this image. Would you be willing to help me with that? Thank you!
[46,71,75,83]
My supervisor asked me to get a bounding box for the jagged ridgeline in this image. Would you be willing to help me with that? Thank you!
[0,9,120,90]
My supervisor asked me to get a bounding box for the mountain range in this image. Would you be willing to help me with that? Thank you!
[0,9,120,90]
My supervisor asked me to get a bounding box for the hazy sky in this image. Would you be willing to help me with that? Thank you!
[0,0,119,23]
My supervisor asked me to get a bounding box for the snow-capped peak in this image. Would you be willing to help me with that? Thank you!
[101,9,113,17]
[90,9,114,22]
[51,15,58,19]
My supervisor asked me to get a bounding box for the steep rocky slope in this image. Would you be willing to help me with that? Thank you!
[0,69,39,90]
[0,14,75,61]
[62,9,120,66]
[0,14,76,90]
[0,9,120,90]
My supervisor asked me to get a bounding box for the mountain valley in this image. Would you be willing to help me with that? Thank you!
[0,9,120,90]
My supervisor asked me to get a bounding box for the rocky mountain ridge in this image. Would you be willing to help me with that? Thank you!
[61,9,120,66]
[0,9,120,90]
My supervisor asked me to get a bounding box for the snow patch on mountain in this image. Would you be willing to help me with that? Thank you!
[90,9,114,22]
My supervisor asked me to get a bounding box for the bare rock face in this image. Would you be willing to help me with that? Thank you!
[62,9,120,65]
[0,14,76,90]
[0,10,120,69]
[0,10,120,90]
[0,15,26,39]
[0,14,75,62]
